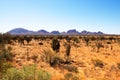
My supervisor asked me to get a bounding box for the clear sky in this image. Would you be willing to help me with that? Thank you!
[0,0,120,34]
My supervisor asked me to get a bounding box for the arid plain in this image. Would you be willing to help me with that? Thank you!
[1,35,120,80]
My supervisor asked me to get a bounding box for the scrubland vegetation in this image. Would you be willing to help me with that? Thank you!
[0,33,120,80]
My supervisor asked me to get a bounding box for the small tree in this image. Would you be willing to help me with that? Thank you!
[18,35,25,45]
[66,44,71,58]
[24,36,32,44]
[51,37,60,52]
[0,46,13,61]
[96,42,104,52]
[37,69,51,80]
[84,37,89,46]
[65,43,71,63]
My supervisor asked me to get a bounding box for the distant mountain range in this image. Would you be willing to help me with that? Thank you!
[8,28,104,35]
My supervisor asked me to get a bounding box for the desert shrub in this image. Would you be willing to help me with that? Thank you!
[64,72,73,80]
[42,49,63,67]
[2,33,12,44]
[117,63,120,69]
[0,46,13,74]
[65,43,71,63]
[51,37,60,52]
[0,44,5,51]
[18,35,25,45]
[0,49,13,61]
[0,33,12,44]
[1,68,24,80]
[57,35,63,40]
[72,37,79,43]
[39,42,43,45]
[0,33,3,44]
[22,65,51,80]
[0,60,13,74]
[65,44,71,56]
[37,69,51,80]
[11,35,18,41]
[63,65,78,73]
[117,39,120,45]
[33,35,40,41]
[90,36,96,41]
[0,64,52,80]
[92,59,104,68]
[106,41,112,44]
[108,37,115,41]
[31,54,38,62]
[50,54,63,66]
[39,36,46,40]
[24,36,32,44]
[96,42,104,52]
[64,73,79,80]
[84,37,89,46]
[98,36,106,41]
[22,65,36,80]
[42,49,55,63]
[65,36,71,42]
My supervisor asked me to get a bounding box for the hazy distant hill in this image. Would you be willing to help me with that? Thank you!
[8,28,35,35]
[51,31,60,35]
[67,29,80,34]
[8,28,104,35]
[37,30,49,35]
[80,30,103,35]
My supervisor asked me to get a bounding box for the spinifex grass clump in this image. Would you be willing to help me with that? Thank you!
[42,49,63,67]
[0,60,13,74]
[0,65,51,80]
[37,69,51,80]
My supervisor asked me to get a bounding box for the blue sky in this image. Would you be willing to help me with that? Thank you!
[0,0,120,34]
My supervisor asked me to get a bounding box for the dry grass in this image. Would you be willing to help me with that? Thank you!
[4,35,120,80]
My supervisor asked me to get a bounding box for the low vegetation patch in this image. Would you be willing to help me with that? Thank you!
[64,72,80,80]
[61,64,78,73]
[117,63,120,69]
[0,65,51,80]
[42,49,63,67]
[92,59,104,68]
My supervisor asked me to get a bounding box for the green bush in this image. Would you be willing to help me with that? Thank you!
[0,65,52,80]
[37,69,51,80]
[22,65,36,80]
[0,49,13,61]
[0,45,13,61]
[1,68,24,80]
[0,60,13,74]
